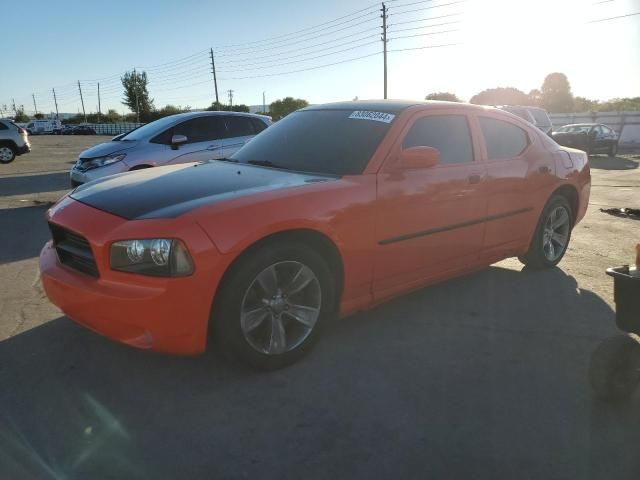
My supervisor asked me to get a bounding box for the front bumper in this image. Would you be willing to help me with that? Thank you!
[39,198,226,355]
[70,160,129,185]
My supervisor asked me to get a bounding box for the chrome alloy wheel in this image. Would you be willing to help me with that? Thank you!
[240,261,321,355]
[542,206,570,261]
[0,146,14,162]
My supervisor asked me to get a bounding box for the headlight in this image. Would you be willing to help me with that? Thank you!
[110,239,194,277]
[80,153,126,171]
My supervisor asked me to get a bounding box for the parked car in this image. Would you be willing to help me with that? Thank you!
[0,119,30,163]
[25,119,62,135]
[58,125,76,135]
[497,105,553,135]
[69,111,272,186]
[552,123,619,156]
[72,125,97,135]
[41,101,590,369]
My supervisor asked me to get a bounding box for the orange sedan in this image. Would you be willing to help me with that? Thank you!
[40,101,591,369]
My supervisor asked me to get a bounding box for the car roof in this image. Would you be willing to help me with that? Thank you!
[302,100,493,114]
[164,111,270,121]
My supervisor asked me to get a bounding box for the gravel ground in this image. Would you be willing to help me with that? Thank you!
[1,135,639,479]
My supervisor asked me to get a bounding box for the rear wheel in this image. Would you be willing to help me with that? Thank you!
[608,142,618,157]
[589,334,640,402]
[519,195,573,269]
[0,144,16,164]
[212,241,336,370]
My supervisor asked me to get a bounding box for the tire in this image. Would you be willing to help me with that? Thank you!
[212,241,337,370]
[519,195,573,269]
[608,142,618,157]
[0,144,16,164]
[589,334,640,402]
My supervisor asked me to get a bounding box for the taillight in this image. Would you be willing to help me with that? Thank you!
[18,127,26,135]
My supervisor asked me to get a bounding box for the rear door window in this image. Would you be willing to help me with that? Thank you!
[250,118,268,134]
[479,117,529,160]
[402,115,473,165]
[154,116,227,144]
[0,122,7,130]
[226,116,256,137]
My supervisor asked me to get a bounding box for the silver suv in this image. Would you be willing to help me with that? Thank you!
[70,111,272,186]
[0,119,31,163]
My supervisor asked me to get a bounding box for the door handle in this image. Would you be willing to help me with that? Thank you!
[539,166,551,174]
[206,144,221,151]
[468,174,482,184]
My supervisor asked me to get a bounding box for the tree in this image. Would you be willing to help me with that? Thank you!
[469,87,529,106]
[206,101,250,113]
[103,109,123,123]
[13,107,29,123]
[269,97,309,120]
[527,89,542,106]
[34,113,45,120]
[121,70,154,121]
[541,72,573,113]
[425,92,460,102]
[573,96,598,112]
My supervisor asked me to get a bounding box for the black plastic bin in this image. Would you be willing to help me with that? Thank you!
[606,266,640,334]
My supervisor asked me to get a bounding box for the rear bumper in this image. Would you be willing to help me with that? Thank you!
[39,199,226,355]
[17,144,30,155]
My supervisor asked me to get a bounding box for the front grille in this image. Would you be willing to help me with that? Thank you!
[49,223,99,277]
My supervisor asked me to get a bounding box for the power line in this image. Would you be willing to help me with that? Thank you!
[587,12,640,23]
[388,41,461,53]
[389,12,462,27]
[388,20,460,33]
[388,28,459,40]
[215,16,379,57]
[214,2,380,49]
[217,38,380,73]
[389,0,467,17]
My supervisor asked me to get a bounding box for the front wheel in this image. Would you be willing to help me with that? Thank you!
[212,241,336,370]
[519,195,573,269]
[0,144,16,164]
[589,334,640,402]
[608,142,618,157]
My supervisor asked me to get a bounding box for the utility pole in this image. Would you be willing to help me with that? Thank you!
[133,68,140,123]
[12,99,17,116]
[228,89,234,109]
[97,82,101,123]
[52,88,59,119]
[210,48,220,106]
[77,81,87,123]
[262,91,266,113]
[32,94,38,116]
[381,2,388,100]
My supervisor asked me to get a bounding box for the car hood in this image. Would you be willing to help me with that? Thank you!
[70,161,336,220]
[79,140,140,159]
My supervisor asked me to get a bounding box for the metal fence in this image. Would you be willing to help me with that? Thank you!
[84,122,145,136]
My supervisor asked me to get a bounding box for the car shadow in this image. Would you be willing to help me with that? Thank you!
[1,264,637,479]
[0,172,70,197]
[588,155,639,170]
[0,204,51,264]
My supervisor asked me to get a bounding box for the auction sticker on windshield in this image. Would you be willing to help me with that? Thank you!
[348,111,395,123]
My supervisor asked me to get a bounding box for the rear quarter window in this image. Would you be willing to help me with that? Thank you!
[479,117,529,160]
[0,121,8,130]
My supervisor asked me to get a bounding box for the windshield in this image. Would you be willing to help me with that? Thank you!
[230,110,394,175]
[118,115,179,141]
[527,108,551,126]
[558,125,591,133]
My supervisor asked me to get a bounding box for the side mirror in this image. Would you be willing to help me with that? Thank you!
[396,146,440,170]
[171,134,188,149]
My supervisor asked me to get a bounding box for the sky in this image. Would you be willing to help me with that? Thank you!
[1,0,639,117]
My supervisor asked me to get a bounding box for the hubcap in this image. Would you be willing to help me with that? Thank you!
[542,206,570,261]
[0,147,13,162]
[240,261,321,355]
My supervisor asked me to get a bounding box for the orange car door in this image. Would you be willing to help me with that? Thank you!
[373,111,488,300]
[474,114,552,258]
